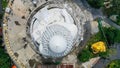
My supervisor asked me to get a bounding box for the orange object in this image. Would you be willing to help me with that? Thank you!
[12,65,17,68]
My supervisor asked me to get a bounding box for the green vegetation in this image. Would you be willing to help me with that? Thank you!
[43,61,61,65]
[107,59,120,68]
[0,1,11,68]
[103,0,120,25]
[77,32,101,62]
[0,0,8,20]
[104,27,120,45]
[87,0,104,9]
[0,13,3,19]
[0,36,11,68]
[115,16,120,25]
[0,46,11,68]
[104,0,120,16]
[77,47,94,62]
[2,0,8,9]
[77,26,120,62]
[87,0,120,25]
[54,62,61,65]
[77,32,109,62]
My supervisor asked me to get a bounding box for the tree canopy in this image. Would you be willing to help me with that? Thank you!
[87,0,104,9]
[104,0,120,16]
[107,59,120,68]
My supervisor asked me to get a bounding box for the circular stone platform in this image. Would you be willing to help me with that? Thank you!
[3,0,94,67]
[28,5,79,58]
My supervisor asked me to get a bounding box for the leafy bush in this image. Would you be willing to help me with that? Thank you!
[77,48,93,62]
[103,0,120,16]
[77,32,107,62]
[0,36,11,68]
[86,32,103,47]
[104,0,120,25]
[2,0,8,9]
[98,50,109,58]
[87,0,104,9]
[103,27,120,45]
[107,59,120,68]
[115,16,120,25]
[0,46,11,68]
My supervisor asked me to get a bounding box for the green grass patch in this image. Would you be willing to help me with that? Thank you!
[77,48,94,62]
[0,0,8,19]
[2,0,8,9]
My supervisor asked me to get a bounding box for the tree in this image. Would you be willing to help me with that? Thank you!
[2,0,8,9]
[0,36,11,68]
[116,16,120,25]
[103,27,120,44]
[103,27,115,45]
[87,0,104,9]
[104,0,120,16]
[0,46,11,68]
[77,48,93,62]
[113,29,120,43]
[107,59,120,68]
